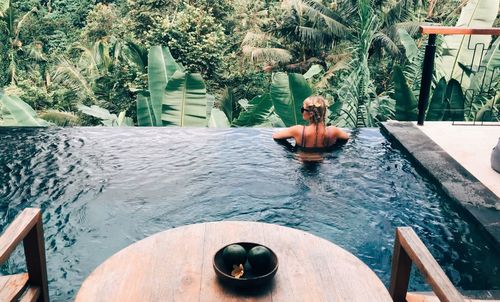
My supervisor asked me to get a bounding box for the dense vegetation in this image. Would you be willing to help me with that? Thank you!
[0,0,498,127]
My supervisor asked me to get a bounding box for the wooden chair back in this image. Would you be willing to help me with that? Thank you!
[389,227,464,302]
[0,208,49,302]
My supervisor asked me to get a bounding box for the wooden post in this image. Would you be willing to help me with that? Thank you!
[389,230,412,302]
[23,214,49,302]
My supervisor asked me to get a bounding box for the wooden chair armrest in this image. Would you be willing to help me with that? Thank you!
[0,208,41,265]
[389,227,464,302]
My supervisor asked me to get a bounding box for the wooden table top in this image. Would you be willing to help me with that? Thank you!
[75,221,392,302]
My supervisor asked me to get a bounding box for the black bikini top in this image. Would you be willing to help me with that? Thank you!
[298,125,335,151]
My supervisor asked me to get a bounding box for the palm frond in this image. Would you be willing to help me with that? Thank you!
[372,32,400,56]
[295,25,325,45]
[53,57,96,101]
[241,31,273,47]
[384,0,415,27]
[242,46,293,64]
[298,0,350,37]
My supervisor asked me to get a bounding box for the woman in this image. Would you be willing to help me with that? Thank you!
[272,95,349,150]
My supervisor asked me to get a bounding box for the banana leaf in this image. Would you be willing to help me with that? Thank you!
[77,104,130,126]
[439,0,498,84]
[136,91,156,126]
[232,94,272,127]
[443,79,465,121]
[270,72,312,126]
[117,111,133,127]
[398,28,418,61]
[426,77,447,121]
[206,94,215,126]
[255,112,285,128]
[208,108,230,128]
[469,38,500,92]
[221,87,234,122]
[0,93,49,126]
[161,71,207,127]
[77,104,116,120]
[303,64,323,79]
[148,46,181,126]
[476,93,499,122]
[393,65,418,121]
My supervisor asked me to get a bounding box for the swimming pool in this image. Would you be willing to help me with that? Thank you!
[0,127,498,301]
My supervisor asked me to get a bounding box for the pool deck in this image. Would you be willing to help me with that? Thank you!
[380,121,500,248]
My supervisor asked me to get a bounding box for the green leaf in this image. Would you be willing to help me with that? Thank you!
[255,112,285,128]
[208,108,230,128]
[0,93,49,126]
[221,87,234,122]
[270,72,313,126]
[117,111,133,127]
[148,46,176,126]
[232,94,272,127]
[439,0,498,83]
[397,28,418,61]
[426,77,447,121]
[303,64,323,79]
[393,65,418,121]
[161,71,207,127]
[476,94,499,122]
[469,38,500,92]
[136,92,156,126]
[443,79,465,121]
[425,77,448,121]
[77,104,116,120]
[206,94,215,125]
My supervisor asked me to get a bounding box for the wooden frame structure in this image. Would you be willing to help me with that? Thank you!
[0,208,49,302]
[389,227,464,302]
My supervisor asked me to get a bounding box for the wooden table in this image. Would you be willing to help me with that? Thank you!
[75,221,392,301]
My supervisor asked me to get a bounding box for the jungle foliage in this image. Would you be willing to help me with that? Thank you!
[0,0,498,127]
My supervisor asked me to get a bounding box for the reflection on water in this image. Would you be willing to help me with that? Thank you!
[0,127,498,301]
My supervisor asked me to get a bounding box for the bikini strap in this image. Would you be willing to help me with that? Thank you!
[324,127,330,146]
[301,125,306,147]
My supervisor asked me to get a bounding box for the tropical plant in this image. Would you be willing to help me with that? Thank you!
[77,104,133,126]
[162,71,208,127]
[39,110,79,126]
[0,92,50,126]
[232,94,273,126]
[329,0,396,127]
[464,37,500,121]
[438,0,499,86]
[270,72,312,126]
[0,0,37,85]
[136,46,211,127]
[165,3,227,79]
[52,39,145,114]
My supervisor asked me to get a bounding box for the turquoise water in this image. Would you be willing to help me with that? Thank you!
[0,127,498,301]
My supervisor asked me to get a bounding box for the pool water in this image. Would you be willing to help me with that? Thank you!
[0,127,498,301]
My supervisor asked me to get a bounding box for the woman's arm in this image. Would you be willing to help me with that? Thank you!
[273,125,301,140]
[333,127,350,141]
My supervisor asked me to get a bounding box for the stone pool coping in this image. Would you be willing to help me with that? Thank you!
[380,121,500,249]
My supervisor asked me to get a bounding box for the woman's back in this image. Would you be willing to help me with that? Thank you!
[298,125,337,149]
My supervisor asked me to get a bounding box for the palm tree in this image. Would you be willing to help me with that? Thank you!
[0,0,37,85]
[52,39,147,113]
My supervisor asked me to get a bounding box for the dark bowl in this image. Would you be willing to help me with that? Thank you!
[213,242,278,289]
